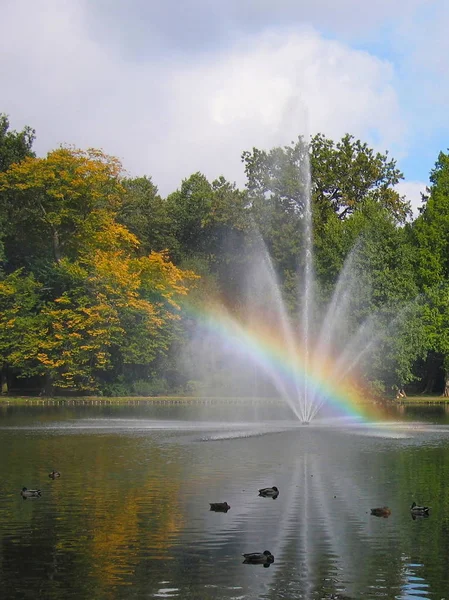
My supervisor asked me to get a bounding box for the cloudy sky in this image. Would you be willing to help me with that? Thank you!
[1,0,447,213]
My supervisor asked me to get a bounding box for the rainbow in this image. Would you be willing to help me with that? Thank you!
[186,300,386,423]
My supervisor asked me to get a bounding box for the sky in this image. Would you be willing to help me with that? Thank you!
[1,0,447,215]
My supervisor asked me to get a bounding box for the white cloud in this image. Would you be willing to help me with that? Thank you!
[396,180,428,218]
[161,29,406,191]
[1,0,406,195]
[85,0,431,54]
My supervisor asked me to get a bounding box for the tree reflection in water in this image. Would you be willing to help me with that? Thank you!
[0,403,447,599]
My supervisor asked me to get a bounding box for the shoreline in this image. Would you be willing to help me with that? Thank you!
[0,394,448,406]
[0,395,285,406]
[394,395,449,405]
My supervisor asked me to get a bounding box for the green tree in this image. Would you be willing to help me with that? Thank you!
[410,150,449,394]
[165,173,213,261]
[242,139,307,279]
[201,176,249,295]
[118,176,177,256]
[419,285,449,395]
[314,201,422,394]
[310,133,408,223]
[0,270,44,393]
[241,134,409,297]
[0,114,35,172]
[165,173,249,297]
[410,151,449,290]
[0,114,35,263]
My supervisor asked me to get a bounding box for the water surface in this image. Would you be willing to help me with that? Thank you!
[0,401,448,599]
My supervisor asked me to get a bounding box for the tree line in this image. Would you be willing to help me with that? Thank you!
[0,113,448,398]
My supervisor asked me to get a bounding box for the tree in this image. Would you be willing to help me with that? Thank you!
[118,176,177,256]
[241,134,410,297]
[0,114,35,173]
[242,141,307,284]
[410,151,449,290]
[242,134,409,225]
[313,201,422,394]
[0,270,44,393]
[310,133,408,223]
[0,146,199,393]
[0,147,126,273]
[200,176,249,295]
[242,139,310,215]
[418,285,449,396]
[0,114,35,263]
[0,249,198,394]
[28,250,197,392]
[165,173,249,296]
[165,172,213,261]
[409,150,449,394]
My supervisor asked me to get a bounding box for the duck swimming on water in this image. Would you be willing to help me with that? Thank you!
[242,551,274,567]
[258,486,279,499]
[370,507,391,518]
[410,502,430,516]
[21,487,41,498]
[209,502,230,512]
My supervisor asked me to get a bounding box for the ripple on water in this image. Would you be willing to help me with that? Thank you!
[0,405,448,599]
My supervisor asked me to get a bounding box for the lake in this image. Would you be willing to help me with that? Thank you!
[0,400,449,599]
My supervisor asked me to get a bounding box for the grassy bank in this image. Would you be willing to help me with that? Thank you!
[0,394,447,406]
[0,395,283,406]
[0,395,199,405]
[394,394,449,405]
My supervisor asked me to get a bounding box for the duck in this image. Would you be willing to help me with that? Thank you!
[258,486,279,499]
[49,471,61,479]
[370,506,391,518]
[21,487,41,498]
[242,550,274,567]
[209,502,231,512]
[410,502,430,516]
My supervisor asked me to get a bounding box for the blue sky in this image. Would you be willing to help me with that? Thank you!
[1,0,447,214]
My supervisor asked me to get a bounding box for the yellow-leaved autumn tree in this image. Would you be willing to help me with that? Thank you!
[0,148,198,393]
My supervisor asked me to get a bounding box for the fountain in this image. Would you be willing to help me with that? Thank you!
[183,144,382,424]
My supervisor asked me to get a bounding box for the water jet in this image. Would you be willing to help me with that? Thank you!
[186,143,381,425]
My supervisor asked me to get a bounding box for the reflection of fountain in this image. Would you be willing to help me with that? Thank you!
[182,423,428,599]
[187,148,379,424]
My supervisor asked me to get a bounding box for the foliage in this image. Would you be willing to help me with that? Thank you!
[0,147,127,271]
[241,134,409,302]
[310,133,409,222]
[165,172,213,260]
[119,176,176,256]
[0,114,35,264]
[312,201,424,391]
[242,139,310,214]
[419,285,449,376]
[410,151,449,290]
[0,114,35,173]
[0,270,44,377]
[242,139,306,278]
[132,378,169,396]
[2,112,449,397]
[0,142,199,393]
[409,149,449,391]
[29,251,197,392]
